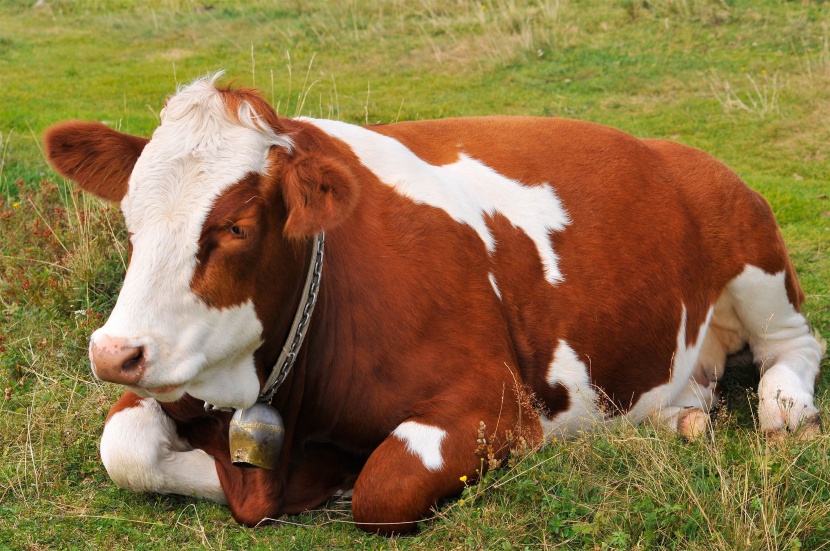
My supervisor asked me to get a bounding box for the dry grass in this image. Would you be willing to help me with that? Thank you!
[707,70,781,119]
[412,0,566,68]
[426,409,830,550]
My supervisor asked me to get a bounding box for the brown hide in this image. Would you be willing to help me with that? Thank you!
[368,118,803,412]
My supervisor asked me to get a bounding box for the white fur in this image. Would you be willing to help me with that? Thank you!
[100,398,227,503]
[629,306,714,422]
[543,307,716,437]
[392,421,447,471]
[541,340,603,438]
[489,273,503,301]
[91,76,290,409]
[302,118,571,284]
[543,265,823,436]
[728,266,822,431]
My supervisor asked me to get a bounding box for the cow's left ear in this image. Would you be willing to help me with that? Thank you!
[281,153,360,237]
[44,121,148,203]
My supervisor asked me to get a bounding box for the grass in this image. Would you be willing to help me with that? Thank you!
[1,0,829,549]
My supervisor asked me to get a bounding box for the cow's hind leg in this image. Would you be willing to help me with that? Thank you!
[100,392,227,503]
[729,266,824,436]
[650,313,739,439]
[652,382,718,440]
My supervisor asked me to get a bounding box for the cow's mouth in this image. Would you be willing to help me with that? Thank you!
[128,383,187,402]
[146,384,184,395]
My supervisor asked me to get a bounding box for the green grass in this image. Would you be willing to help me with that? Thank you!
[1,0,829,549]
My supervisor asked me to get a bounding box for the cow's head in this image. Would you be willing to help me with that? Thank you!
[45,76,359,409]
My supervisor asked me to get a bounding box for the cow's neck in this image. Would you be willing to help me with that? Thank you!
[290,188,446,444]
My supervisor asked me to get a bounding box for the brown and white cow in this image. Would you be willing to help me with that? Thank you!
[45,75,823,534]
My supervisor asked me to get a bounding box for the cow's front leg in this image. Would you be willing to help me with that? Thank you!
[161,398,286,526]
[351,407,540,535]
[281,442,363,514]
[100,392,227,503]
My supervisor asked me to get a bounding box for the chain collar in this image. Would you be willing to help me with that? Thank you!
[258,232,325,403]
[205,232,325,412]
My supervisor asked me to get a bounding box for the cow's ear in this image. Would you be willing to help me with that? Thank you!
[281,153,360,237]
[44,121,148,203]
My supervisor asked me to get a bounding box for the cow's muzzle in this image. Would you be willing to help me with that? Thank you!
[90,336,147,385]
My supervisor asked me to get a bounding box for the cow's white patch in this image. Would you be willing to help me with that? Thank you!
[628,306,714,423]
[728,266,822,431]
[392,421,447,472]
[100,398,227,503]
[302,118,571,284]
[541,340,603,438]
[92,76,290,409]
[489,273,503,300]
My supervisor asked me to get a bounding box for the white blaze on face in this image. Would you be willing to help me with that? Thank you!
[91,77,291,409]
[302,118,571,284]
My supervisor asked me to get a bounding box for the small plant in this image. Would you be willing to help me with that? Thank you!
[708,69,781,119]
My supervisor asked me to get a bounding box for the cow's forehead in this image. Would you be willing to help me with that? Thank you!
[122,77,290,231]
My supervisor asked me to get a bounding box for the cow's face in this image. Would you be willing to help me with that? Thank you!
[45,77,359,409]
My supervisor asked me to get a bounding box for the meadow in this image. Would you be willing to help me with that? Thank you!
[1,0,829,549]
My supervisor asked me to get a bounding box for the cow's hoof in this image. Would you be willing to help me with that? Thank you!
[764,414,822,444]
[677,408,708,441]
[794,414,822,441]
[763,429,787,445]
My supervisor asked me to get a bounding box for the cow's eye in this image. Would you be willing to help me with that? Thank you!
[222,217,255,241]
[228,225,247,239]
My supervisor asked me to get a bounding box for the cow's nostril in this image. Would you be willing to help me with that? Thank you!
[121,347,144,373]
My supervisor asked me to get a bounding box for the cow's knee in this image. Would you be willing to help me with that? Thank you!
[351,417,501,535]
[101,396,169,492]
[351,428,452,534]
[101,396,226,503]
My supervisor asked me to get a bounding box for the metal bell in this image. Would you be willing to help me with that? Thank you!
[229,403,285,469]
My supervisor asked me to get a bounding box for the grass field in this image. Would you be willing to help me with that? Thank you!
[1,0,829,549]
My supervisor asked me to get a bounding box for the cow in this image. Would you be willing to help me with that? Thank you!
[44,75,823,534]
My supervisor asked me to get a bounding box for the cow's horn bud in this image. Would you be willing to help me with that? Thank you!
[229,403,285,470]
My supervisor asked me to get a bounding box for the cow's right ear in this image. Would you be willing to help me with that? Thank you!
[281,152,360,238]
[44,121,149,203]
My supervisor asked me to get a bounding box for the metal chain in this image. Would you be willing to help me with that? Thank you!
[258,231,325,403]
